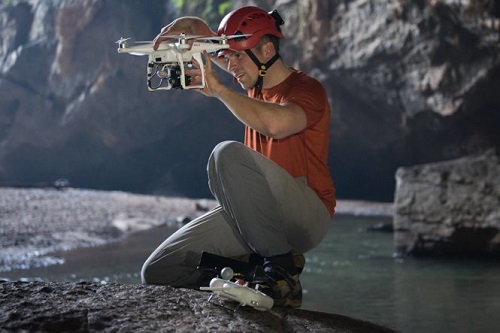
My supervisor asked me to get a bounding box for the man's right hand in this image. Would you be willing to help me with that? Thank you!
[153,17,216,50]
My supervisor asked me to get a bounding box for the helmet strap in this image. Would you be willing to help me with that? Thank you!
[244,49,281,97]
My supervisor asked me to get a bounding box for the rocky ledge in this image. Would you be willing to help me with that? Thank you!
[0,280,396,332]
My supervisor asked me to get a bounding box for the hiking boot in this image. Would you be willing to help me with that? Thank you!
[257,264,302,308]
[249,253,306,275]
[293,254,306,274]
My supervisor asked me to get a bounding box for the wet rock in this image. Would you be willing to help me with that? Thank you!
[0,281,396,332]
[394,149,500,257]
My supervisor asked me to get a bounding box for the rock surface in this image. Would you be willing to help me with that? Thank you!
[0,0,499,201]
[394,149,500,257]
[0,281,397,332]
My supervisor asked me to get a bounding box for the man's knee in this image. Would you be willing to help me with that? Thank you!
[210,141,249,170]
[213,140,243,159]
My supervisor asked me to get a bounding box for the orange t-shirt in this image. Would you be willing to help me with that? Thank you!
[245,70,336,215]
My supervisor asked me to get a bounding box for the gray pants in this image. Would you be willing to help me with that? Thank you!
[141,141,331,286]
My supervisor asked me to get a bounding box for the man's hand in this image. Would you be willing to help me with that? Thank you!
[153,17,215,50]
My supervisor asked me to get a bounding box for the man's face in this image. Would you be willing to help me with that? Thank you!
[223,47,265,90]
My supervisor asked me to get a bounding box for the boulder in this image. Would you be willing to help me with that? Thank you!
[0,281,396,332]
[394,149,500,257]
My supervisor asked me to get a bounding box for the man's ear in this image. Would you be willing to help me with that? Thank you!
[262,41,275,59]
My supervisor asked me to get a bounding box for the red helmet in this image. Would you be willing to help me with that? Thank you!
[217,6,284,52]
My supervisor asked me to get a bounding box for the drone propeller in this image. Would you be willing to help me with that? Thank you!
[115,37,131,44]
[196,34,252,41]
[160,34,204,41]
[219,34,252,40]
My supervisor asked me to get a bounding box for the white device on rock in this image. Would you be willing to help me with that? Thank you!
[200,267,274,311]
[116,33,246,91]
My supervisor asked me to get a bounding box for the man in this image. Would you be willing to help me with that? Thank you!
[141,6,335,308]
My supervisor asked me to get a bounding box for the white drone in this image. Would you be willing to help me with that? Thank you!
[116,33,245,91]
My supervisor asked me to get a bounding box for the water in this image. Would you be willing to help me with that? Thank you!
[2,215,499,333]
[302,215,500,333]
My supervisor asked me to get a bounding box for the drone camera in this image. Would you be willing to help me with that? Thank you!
[148,64,192,90]
[166,65,191,89]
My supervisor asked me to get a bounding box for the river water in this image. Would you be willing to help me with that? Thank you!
[2,215,499,333]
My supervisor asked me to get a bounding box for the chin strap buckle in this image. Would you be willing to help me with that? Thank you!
[259,65,268,77]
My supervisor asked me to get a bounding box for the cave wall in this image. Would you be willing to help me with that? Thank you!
[0,0,499,201]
